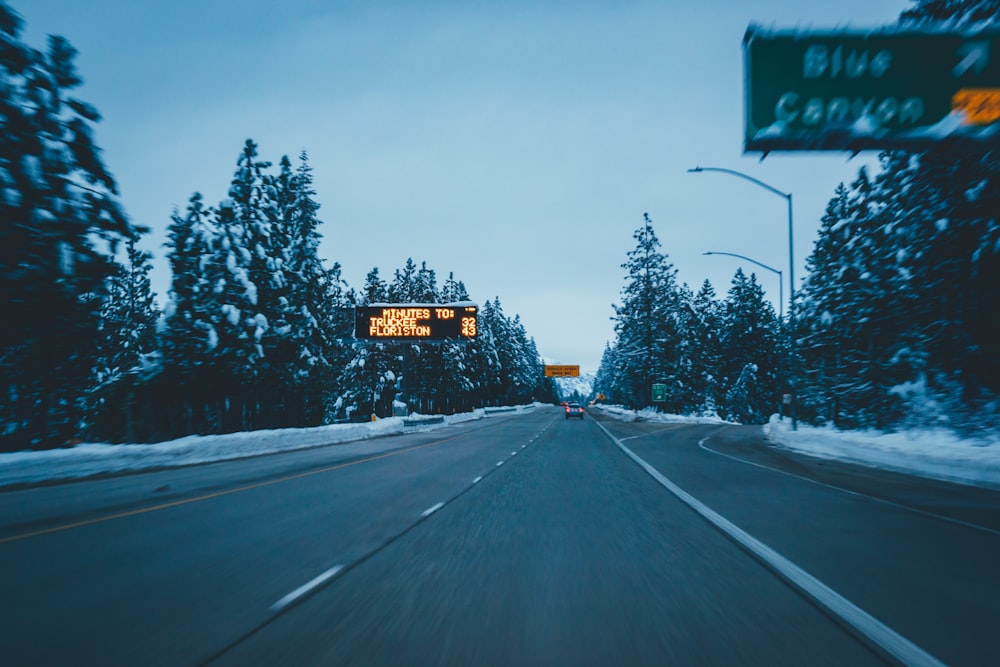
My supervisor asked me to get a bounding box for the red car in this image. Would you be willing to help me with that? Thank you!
[564,402,585,419]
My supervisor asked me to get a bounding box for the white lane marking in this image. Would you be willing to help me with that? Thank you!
[591,419,946,667]
[522,444,526,448]
[511,451,517,456]
[496,461,504,467]
[472,476,483,484]
[422,502,445,517]
[699,434,1000,538]
[271,565,344,611]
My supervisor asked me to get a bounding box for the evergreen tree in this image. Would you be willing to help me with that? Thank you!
[162,193,216,371]
[361,267,388,303]
[400,260,445,412]
[719,268,781,424]
[335,341,401,420]
[610,213,684,410]
[388,258,420,303]
[1,4,134,449]
[685,280,724,416]
[89,238,159,441]
[440,272,470,303]
[594,342,621,405]
[266,151,339,426]
[337,267,396,419]
[471,299,504,405]
[436,274,484,412]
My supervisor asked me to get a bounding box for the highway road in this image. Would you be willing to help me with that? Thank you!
[1,406,997,666]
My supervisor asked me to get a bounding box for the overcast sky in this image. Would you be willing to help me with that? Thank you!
[23,0,911,372]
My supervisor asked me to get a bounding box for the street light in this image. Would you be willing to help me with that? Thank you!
[688,165,797,429]
[703,251,782,320]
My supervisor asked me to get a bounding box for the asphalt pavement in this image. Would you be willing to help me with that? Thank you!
[2,406,996,666]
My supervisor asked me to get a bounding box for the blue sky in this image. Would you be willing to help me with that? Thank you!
[22,0,911,372]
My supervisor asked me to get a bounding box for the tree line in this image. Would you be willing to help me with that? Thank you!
[595,2,999,435]
[595,213,788,425]
[4,0,997,448]
[0,2,554,451]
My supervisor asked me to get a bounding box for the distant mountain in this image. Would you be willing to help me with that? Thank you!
[553,372,595,402]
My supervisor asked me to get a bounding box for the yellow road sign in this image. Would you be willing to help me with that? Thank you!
[544,365,580,377]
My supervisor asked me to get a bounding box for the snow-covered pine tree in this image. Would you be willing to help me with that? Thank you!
[388,258,419,303]
[594,342,621,405]
[611,213,685,410]
[177,144,272,433]
[361,266,388,303]
[684,280,724,417]
[267,152,339,426]
[437,273,479,412]
[89,237,159,441]
[398,260,445,413]
[1,4,134,450]
[719,268,781,424]
[162,193,216,372]
[471,299,503,406]
[440,272,469,304]
[479,299,546,406]
[867,149,999,429]
[335,267,399,419]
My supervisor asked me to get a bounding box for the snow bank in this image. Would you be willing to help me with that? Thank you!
[0,406,536,488]
[765,415,1000,489]
[594,405,1000,489]
[596,405,730,425]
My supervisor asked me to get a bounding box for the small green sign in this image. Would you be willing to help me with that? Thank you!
[744,26,1000,151]
[651,383,668,403]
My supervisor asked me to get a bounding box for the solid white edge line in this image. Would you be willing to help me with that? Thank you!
[592,419,946,667]
[270,565,344,611]
[422,501,445,517]
[699,434,1000,538]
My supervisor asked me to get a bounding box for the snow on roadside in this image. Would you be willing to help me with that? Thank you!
[594,405,1000,489]
[3,403,997,491]
[765,414,1000,489]
[595,405,729,425]
[0,407,518,489]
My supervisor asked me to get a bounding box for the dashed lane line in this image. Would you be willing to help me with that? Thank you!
[422,502,445,517]
[270,565,344,611]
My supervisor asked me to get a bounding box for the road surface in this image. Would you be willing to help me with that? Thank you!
[1,406,997,665]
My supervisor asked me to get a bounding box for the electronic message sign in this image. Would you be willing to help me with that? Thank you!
[744,26,1000,151]
[354,303,478,341]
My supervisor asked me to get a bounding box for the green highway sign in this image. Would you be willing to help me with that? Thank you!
[744,26,1000,152]
[651,383,667,403]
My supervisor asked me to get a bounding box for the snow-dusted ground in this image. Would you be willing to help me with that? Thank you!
[2,404,997,490]
[0,408,501,489]
[597,405,1000,490]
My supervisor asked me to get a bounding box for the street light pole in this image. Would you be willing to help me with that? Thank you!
[688,166,797,429]
[703,251,782,321]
